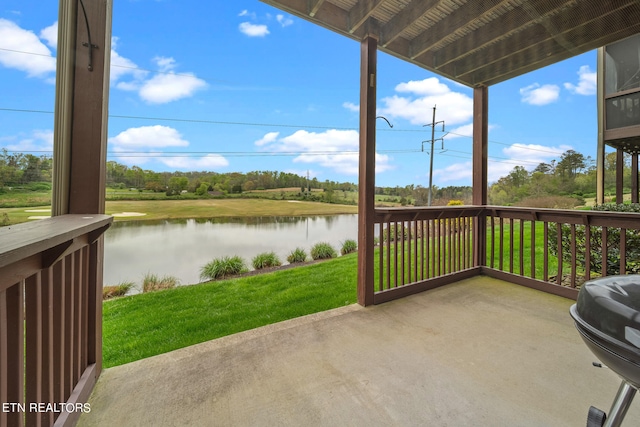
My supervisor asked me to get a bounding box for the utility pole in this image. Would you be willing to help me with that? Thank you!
[423,106,445,206]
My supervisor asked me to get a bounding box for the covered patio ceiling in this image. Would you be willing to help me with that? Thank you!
[259,0,640,87]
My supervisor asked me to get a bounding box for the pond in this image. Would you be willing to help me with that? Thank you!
[103,215,358,288]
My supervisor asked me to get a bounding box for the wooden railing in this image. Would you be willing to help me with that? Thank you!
[373,206,640,303]
[0,215,112,427]
[485,206,640,299]
[373,206,484,303]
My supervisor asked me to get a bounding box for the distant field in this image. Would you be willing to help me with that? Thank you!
[0,198,359,226]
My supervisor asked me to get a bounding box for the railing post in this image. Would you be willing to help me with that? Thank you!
[357,34,378,307]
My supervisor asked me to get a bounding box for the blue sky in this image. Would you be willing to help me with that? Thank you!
[0,0,600,188]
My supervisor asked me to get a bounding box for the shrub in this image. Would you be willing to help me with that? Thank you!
[252,252,282,270]
[143,274,179,293]
[310,242,337,260]
[340,239,357,255]
[103,281,134,300]
[447,199,464,206]
[200,256,248,280]
[287,247,307,263]
[549,203,640,276]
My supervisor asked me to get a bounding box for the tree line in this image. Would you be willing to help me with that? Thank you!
[1,148,631,206]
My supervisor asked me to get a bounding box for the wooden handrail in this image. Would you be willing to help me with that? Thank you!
[0,214,112,427]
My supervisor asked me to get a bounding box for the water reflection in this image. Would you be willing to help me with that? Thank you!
[104,215,358,288]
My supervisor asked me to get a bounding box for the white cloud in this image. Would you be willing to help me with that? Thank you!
[160,155,229,170]
[255,129,393,175]
[39,21,57,49]
[342,102,359,113]
[276,14,293,27]
[395,77,451,96]
[153,56,176,72]
[109,43,205,103]
[564,65,596,96]
[520,83,560,105]
[444,123,474,140]
[109,125,189,149]
[239,22,270,37]
[110,37,148,85]
[0,18,56,77]
[502,143,570,164]
[3,129,53,152]
[108,126,228,169]
[432,161,473,183]
[378,77,473,126]
[238,10,256,19]
[138,72,207,104]
[255,132,280,146]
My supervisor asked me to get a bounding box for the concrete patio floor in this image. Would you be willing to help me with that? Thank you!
[78,276,640,426]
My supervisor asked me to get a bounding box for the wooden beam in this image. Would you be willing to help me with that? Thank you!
[410,0,512,61]
[424,0,567,67]
[380,0,438,47]
[357,36,377,307]
[308,0,325,17]
[348,0,385,34]
[438,2,639,85]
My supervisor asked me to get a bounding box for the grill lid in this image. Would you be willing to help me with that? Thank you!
[577,275,640,349]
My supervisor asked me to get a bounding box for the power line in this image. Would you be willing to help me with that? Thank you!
[0,109,570,156]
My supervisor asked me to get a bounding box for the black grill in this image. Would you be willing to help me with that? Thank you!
[570,275,640,427]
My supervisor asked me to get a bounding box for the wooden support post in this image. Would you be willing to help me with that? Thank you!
[357,36,377,307]
[596,47,606,205]
[51,0,112,394]
[472,86,488,267]
[617,149,624,204]
[632,155,639,204]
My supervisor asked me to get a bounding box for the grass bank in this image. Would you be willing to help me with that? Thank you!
[103,253,358,368]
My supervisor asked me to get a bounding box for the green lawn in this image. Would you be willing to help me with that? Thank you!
[103,253,359,368]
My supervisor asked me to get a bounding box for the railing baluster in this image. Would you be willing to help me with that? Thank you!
[407,221,412,284]
[519,219,524,276]
[556,223,563,284]
[621,228,627,274]
[420,220,425,281]
[490,216,495,269]
[530,220,536,279]
[65,254,74,395]
[385,221,391,290]
[602,227,608,277]
[585,225,591,281]
[429,219,438,277]
[413,220,422,282]
[509,219,514,274]
[543,222,549,282]
[394,221,399,288]
[499,218,504,271]
[401,222,406,286]
[570,224,577,288]
[52,261,64,406]
[1,281,24,427]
